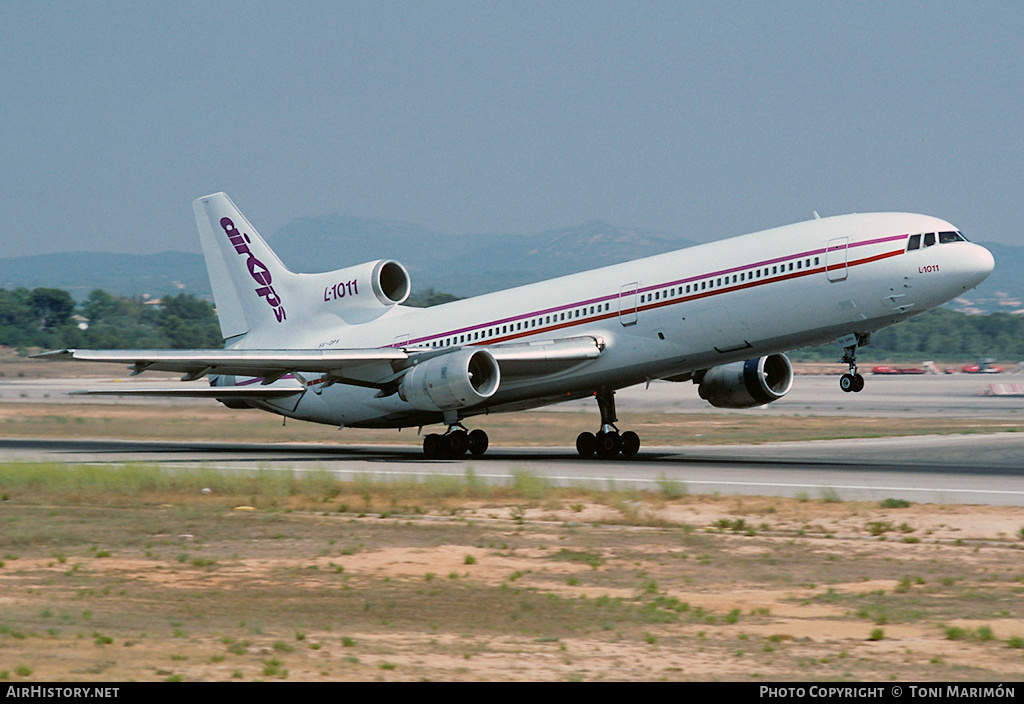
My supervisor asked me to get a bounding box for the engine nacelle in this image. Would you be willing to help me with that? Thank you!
[398,349,501,412]
[314,259,411,317]
[698,354,794,409]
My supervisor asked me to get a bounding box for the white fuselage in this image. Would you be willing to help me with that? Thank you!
[249,212,993,428]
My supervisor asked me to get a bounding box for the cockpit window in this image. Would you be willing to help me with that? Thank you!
[923,232,936,247]
[907,234,921,251]
[939,231,964,243]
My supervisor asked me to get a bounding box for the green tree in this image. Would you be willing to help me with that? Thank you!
[28,288,75,331]
[156,293,221,348]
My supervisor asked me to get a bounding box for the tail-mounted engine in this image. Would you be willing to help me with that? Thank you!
[398,349,501,412]
[312,259,411,321]
[698,354,794,409]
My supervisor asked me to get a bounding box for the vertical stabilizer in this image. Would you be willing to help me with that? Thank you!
[193,192,294,342]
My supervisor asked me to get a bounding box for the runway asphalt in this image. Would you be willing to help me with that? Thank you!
[3,373,1024,505]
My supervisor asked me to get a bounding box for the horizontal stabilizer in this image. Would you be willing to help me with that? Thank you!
[34,348,409,379]
[70,385,304,399]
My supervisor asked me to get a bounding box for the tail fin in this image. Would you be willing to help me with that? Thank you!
[193,192,295,342]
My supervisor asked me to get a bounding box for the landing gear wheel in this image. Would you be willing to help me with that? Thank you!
[468,429,489,457]
[445,429,469,457]
[595,430,622,458]
[423,433,444,458]
[576,431,596,458]
[577,388,643,459]
[839,335,868,394]
[423,427,489,458]
[620,430,641,457]
[851,373,864,393]
[840,373,865,393]
[840,373,855,393]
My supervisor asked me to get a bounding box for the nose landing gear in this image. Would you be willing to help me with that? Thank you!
[839,336,867,393]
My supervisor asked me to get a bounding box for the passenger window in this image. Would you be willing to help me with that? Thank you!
[924,232,936,247]
[907,234,921,250]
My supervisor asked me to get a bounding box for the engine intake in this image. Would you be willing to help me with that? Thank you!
[372,260,411,306]
[698,354,793,409]
[398,349,500,412]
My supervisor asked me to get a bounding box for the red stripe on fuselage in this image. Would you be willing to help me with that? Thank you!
[400,244,907,348]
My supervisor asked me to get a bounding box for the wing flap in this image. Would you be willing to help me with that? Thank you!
[486,335,604,376]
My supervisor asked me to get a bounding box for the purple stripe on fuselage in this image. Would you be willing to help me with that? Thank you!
[392,233,910,348]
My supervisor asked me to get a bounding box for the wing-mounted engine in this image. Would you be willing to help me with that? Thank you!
[398,349,501,411]
[307,259,411,323]
[697,353,793,409]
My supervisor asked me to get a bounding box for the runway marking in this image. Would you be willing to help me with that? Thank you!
[168,463,1024,499]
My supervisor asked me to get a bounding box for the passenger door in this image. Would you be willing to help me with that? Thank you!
[618,283,638,326]
[826,237,849,282]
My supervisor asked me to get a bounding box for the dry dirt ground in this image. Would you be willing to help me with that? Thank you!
[3,355,1024,681]
[2,493,1024,681]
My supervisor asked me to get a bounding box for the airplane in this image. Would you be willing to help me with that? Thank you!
[38,193,995,459]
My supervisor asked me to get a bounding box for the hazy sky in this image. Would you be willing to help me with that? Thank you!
[1,1,1021,258]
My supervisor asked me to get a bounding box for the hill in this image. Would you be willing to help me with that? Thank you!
[0,215,1017,311]
[267,216,695,296]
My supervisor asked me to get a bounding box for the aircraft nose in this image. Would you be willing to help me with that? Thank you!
[963,242,995,289]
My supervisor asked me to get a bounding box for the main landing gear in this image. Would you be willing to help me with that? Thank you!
[839,340,865,393]
[422,424,489,459]
[576,388,641,459]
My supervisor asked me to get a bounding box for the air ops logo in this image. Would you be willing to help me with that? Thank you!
[220,217,287,322]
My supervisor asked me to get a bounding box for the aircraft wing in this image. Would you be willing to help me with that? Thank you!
[36,336,603,396]
[484,335,604,376]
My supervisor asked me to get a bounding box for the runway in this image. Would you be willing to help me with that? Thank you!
[4,430,1024,506]
[3,373,1024,505]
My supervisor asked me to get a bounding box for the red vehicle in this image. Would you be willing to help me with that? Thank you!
[871,365,925,375]
[963,359,1004,374]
